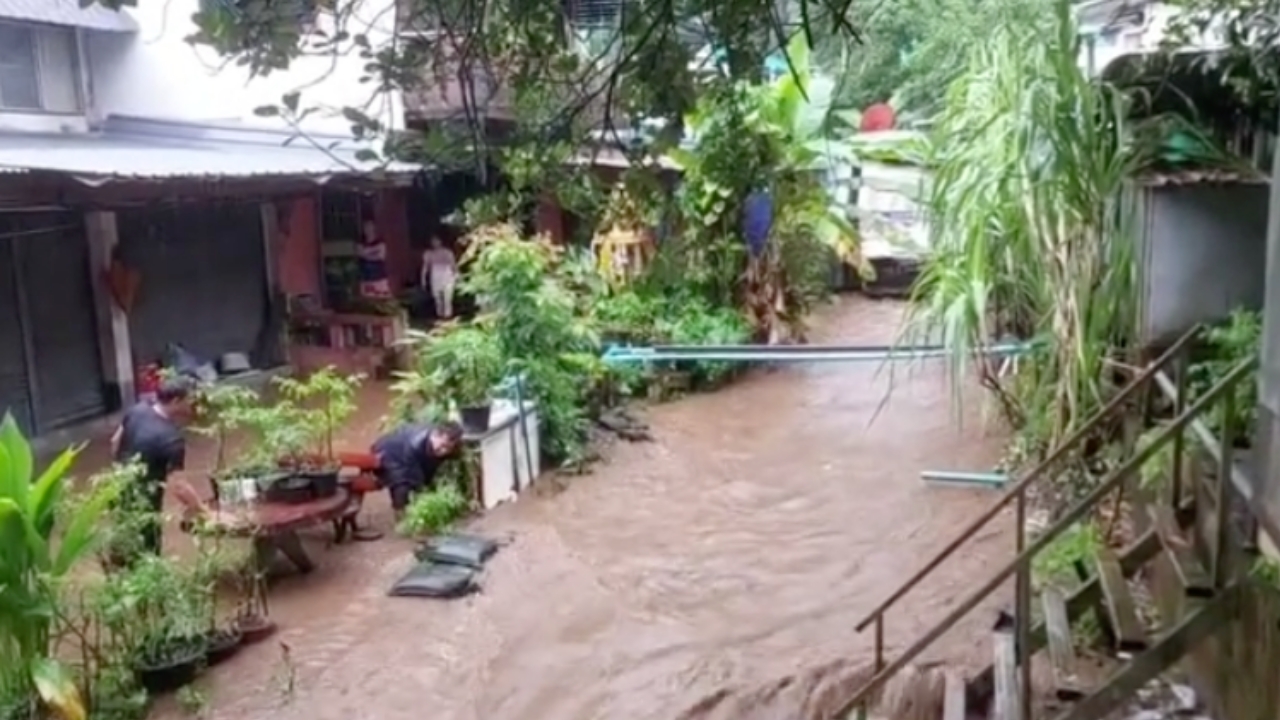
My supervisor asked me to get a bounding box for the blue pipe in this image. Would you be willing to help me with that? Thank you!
[600,342,1037,365]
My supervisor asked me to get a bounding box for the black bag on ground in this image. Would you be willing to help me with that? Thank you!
[388,562,478,599]
[414,533,500,569]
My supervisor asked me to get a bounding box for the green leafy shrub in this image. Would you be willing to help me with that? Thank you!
[1032,521,1101,586]
[394,324,504,420]
[0,415,120,720]
[660,299,754,386]
[397,483,469,537]
[1189,308,1261,446]
[272,367,366,464]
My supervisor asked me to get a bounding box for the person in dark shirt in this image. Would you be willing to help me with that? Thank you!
[372,421,464,519]
[110,377,194,557]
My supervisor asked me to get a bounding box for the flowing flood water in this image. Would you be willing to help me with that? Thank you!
[151,297,1015,720]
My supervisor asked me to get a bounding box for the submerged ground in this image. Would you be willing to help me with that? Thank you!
[124,296,1013,720]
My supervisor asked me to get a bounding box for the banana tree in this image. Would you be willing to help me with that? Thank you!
[753,33,862,261]
[0,414,120,720]
[746,35,865,340]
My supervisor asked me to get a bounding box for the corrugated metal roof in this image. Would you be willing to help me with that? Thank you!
[0,0,137,32]
[0,115,423,184]
[1136,168,1267,186]
[566,148,680,171]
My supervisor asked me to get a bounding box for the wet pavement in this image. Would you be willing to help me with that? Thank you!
[129,297,1015,720]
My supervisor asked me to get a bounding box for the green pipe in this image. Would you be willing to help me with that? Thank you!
[920,470,1009,488]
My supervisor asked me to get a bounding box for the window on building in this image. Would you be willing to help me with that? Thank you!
[0,23,81,114]
[570,0,625,27]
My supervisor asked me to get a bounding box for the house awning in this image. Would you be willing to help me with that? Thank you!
[0,0,138,32]
[0,115,424,185]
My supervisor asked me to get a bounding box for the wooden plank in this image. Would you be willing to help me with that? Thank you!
[943,670,967,720]
[1148,504,1214,598]
[1050,584,1241,720]
[968,527,1163,707]
[1095,546,1147,654]
[993,629,1021,720]
[1041,587,1084,701]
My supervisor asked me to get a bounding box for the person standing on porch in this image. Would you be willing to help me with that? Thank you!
[421,236,458,319]
[357,219,393,300]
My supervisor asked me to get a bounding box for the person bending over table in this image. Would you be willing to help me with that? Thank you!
[348,421,463,537]
[110,376,195,560]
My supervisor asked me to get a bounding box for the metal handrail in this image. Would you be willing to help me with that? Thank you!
[833,355,1257,719]
[1151,369,1280,551]
[852,326,1201,635]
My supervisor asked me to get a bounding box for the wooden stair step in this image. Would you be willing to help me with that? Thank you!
[968,527,1166,711]
[1040,587,1084,701]
[992,627,1021,720]
[943,670,966,720]
[1148,503,1214,598]
[1095,546,1148,654]
[1050,584,1242,720]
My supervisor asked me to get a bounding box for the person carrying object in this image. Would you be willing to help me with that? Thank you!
[109,376,196,560]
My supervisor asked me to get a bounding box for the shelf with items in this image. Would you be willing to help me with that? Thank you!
[285,297,409,376]
[287,309,407,351]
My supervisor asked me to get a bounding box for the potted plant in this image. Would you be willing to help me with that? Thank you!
[189,533,245,667]
[192,384,261,493]
[232,563,275,645]
[423,324,504,434]
[272,368,365,498]
[229,400,312,504]
[104,555,209,694]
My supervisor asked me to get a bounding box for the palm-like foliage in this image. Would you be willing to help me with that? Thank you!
[0,415,120,720]
[667,35,865,341]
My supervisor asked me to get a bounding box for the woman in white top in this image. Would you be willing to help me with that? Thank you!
[420,236,459,319]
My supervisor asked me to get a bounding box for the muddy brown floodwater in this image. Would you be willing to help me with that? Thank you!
[145,297,1015,720]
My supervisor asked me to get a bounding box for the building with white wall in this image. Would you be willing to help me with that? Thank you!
[0,0,421,443]
[1076,0,1225,75]
[0,0,402,136]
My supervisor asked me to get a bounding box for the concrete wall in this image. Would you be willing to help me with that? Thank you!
[857,160,929,260]
[1139,183,1270,347]
[84,0,402,136]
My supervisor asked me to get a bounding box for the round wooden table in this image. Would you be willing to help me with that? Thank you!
[195,489,354,574]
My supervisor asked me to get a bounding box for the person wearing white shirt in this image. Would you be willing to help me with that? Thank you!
[421,236,459,319]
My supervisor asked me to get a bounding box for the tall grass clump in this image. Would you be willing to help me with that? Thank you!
[904,0,1140,459]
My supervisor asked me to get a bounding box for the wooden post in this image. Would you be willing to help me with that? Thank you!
[84,210,135,407]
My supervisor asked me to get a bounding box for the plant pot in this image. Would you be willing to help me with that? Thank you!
[134,638,205,694]
[235,614,277,645]
[261,474,314,505]
[204,626,245,667]
[460,404,492,434]
[296,468,340,499]
[0,698,39,720]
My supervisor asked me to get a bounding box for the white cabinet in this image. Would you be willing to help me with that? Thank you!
[471,401,541,510]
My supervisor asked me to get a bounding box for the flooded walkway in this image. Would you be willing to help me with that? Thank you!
[168,297,1014,720]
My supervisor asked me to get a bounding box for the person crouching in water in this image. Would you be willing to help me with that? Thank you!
[375,420,464,519]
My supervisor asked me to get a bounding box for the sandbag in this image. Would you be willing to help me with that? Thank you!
[414,533,500,569]
[388,562,478,599]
